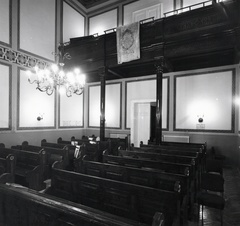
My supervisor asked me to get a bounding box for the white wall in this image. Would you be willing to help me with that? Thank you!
[0,0,10,44]
[89,9,118,35]
[124,0,174,25]
[63,2,85,42]
[19,0,56,60]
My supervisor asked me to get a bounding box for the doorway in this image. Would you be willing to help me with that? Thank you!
[130,99,155,147]
[150,102,156,143]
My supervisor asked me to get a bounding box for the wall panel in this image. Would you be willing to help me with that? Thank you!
[175,70,234,132]
[19,0,56,60]
[182,0,210,8]
[18,69,55,129]
[59,93,84,128]
[63,1,85,43]
[0,63,11,129]
[89,8,118,35]
[126,77,168,129]
[123,0,173,25]
[0,0,10,45]
[89,83,121,128]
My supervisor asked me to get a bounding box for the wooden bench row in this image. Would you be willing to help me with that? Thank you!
[79,155,189,222]
[0,140,78,190]
[0,183,164,226]
[45,161,178,226]
[0,138,205,226]
[0,144,46,190]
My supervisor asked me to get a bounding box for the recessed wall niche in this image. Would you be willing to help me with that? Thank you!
[175,69,235,132]
[18,69,55,129]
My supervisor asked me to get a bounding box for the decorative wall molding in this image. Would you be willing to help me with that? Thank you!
[0,45,49,69]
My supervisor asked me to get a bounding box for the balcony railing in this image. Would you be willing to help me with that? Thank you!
[164,0,229,17]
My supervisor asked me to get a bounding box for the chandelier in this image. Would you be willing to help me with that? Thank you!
[26,43,85,97]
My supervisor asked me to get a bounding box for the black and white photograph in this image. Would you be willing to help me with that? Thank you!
[0,0,239,225]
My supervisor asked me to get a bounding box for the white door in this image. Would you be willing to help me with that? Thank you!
[131,101,151,147]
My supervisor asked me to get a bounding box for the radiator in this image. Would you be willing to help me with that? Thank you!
[109,133,128,139]
[163,135,190,143]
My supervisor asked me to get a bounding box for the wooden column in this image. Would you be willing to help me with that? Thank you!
[155,57,164,145]
[99,66,107,141]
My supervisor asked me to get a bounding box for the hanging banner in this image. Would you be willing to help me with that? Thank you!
[116,22,140,64]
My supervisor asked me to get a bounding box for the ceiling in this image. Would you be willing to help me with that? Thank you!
[76,0,111,9]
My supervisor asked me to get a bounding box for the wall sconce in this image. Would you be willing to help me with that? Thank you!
[197,114,204,123]
[37,114,44,121]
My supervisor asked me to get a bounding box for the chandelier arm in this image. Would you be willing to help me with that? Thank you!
[74,87,84,95]
[46,88,54,96]
[36,86,47,92]
[36,85,54,95]
[28,78,40,85]
[66,91,72,97]
[66,85,74,97]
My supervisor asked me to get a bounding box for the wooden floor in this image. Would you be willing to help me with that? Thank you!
[189,166,240,226]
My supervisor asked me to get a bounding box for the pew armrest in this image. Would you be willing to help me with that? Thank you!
[0,173,14,184]
[52,160,64,169]
[152,212,164,226]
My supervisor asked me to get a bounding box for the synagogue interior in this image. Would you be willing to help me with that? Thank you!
[0,0,240,225]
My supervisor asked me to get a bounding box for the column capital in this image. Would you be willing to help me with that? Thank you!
[98,66,108,79]
[154,57,165,74]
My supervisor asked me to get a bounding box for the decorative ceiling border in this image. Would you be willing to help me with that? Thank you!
[0,45,49,69]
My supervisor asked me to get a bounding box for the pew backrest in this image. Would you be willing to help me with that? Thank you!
[103,151,190,177]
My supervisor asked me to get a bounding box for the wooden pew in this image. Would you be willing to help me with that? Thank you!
[57,137,72,145]
[41,139,75,169]
[117,148,198,213]
[142,142,206,170]
[0,183,164,226]
[0,146,15,183]
[78,155,190,223]
[118,148,198,183]
[160,141,207,154]
[58,137,105,169]
[79,155,182,193]
[140,143,202,161]
[147,141,206,153]
[104,137,129,155]
[58,137,111,162]
[73,140,109,162]
[118,149,196,167]
[134,145,199,158]
[139,143,203,176]
[13,140,71,171]
[138,143,203,192]
[46,161,180,226]
[102,150,197,219]
[0,146,46,190]
[103,151,191,177]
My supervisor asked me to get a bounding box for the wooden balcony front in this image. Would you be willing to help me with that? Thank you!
[64,0,240,82]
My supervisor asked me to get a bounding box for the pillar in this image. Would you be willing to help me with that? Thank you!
[99,66,107,141]
[155,57,164,145]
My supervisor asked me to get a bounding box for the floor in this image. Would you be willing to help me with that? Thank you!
[188,166,240,226]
